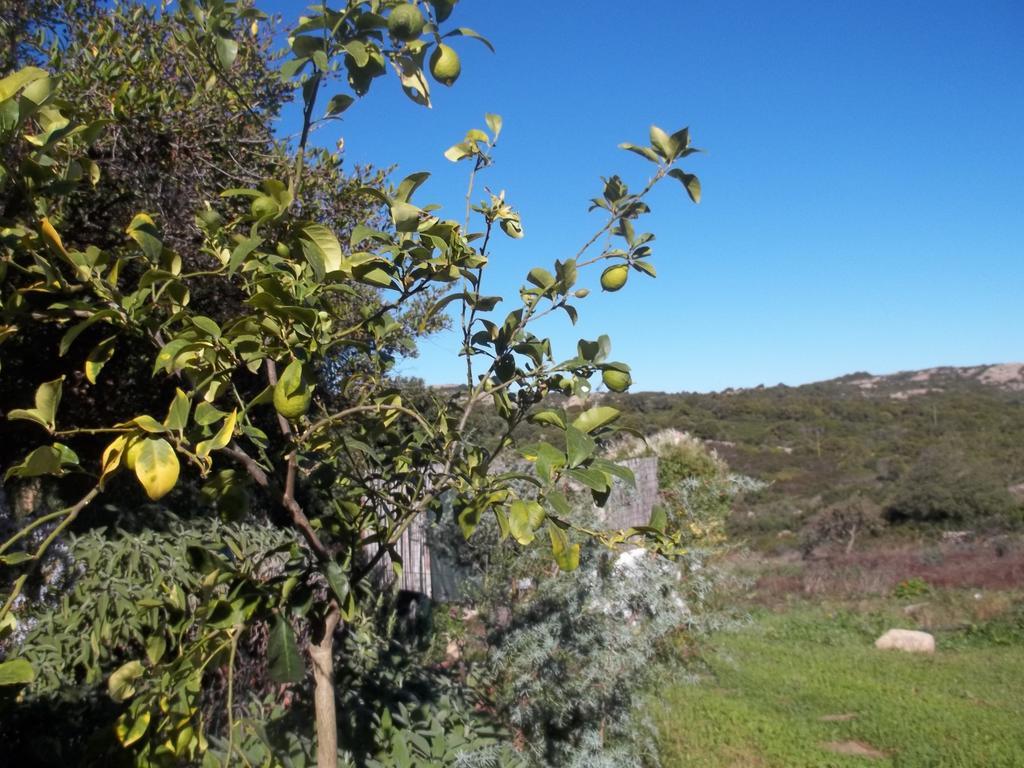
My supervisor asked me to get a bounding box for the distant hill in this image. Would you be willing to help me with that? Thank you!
[599,363,1024,535]
[799,362,1024,397]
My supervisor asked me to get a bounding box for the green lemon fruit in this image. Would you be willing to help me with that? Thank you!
[600,264,629,292]
[124,438,143,471]
[273,360,313,419]
[431,0,456,22]
[250,196,278,219]
[602,369,632,392]
[429,44,461,86]
[275,242,290,258]
[496,354,516,382]
[388,4,425,41]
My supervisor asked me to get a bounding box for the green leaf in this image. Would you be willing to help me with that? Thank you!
[301,224,343,273]
[133,438,179,501]
[618,142,662,164]
[196,409,237,457]
[529,409,566,430]
[344,40,370,68]
[325,561,350,605]
[280,56,309,79]
[215,36,239,69]
[571,405,620,434]
[194,402,227,426]
[192,316,221,338]
[565,425,596,468]
[108,660,145,702]
[0,552,33,566]
[443,27,495,53]
[153,337,190,375]
[325,94,355,116]
[164,389,190,432]
[394,171,430,204]
[59,309,119,356]
[3,443,79,481]
[649,506,668,532]
[590,457,636,486]
[632,260,657,277]
[8,377,62,431]
[670,126,691,152]
[268,614,304,683]
[0,658,35,686]
[567,466,609,492]
[668,168,701,204]
[508,501,545,545]
[228,237,262,272]
[132,415,167,433]
[126,213,162,262]
[145,635,166,666]
[650,125,676,159]
[527,267,555,290]
[391,202,421,232]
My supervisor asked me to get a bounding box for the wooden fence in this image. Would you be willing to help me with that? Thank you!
[375,456,660,600]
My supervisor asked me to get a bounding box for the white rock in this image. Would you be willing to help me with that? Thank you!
[874,629,935,654]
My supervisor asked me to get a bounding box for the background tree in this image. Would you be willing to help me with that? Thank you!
[800,493,885,556]
[886,443,1019,526]
[0,2,703,766]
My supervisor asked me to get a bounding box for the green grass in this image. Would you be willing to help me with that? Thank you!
[654,604,1024,767]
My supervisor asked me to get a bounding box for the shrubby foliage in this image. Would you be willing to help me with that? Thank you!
[603,375,1024,540]
[800,493,884,556]
[426,437,753,767]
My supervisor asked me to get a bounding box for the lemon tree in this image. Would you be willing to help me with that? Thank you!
[0,2,703,766]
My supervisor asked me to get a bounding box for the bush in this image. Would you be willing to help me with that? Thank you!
[800,494,885,556]
[886,445,1020,525]
[430,470,751,767]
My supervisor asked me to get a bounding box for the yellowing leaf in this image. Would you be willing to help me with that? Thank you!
[548,523,580,571]
[85,336,117,383]
[108,659,145,702]
[39,217,68,256]
[133,438,179,501]
[0,658,35,686]
[100,434,129,486]
[508,500,545,546]
[0,66,48,101]
[115,710,151,747]
[196,409,237,457]
[301,224,342,273]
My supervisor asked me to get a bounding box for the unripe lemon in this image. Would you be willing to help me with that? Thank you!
[429,44,461,86]
[250,196,278,219]
[275,242,290,258]
[496,354,516,382]
[125,438,143,471]
[600,264,629,292]
[388,3,425,41]
[431,0,456,22]
[273,360,313,420]
[602,369,632,392]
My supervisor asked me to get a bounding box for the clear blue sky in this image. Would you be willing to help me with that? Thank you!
[265,0,1023,392]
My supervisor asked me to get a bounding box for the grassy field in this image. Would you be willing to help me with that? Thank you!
[655,590,1024,767]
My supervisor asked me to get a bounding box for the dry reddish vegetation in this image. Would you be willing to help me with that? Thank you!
[742,536,1024,602]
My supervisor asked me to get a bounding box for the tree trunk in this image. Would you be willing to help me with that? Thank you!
[309,601,341,768]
